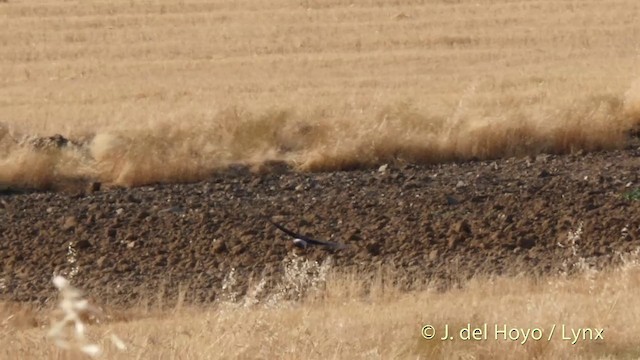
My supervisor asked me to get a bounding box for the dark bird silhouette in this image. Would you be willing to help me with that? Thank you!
[269,220,348,250]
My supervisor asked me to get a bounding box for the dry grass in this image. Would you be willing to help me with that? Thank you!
[3,253,640,359]
[1,0,639,188]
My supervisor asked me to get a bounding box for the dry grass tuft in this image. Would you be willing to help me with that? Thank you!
[1,89,637,189]
[301,92,636,171]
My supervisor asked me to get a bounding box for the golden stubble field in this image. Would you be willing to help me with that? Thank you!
[2,0,640,358]
[1,0,639,188]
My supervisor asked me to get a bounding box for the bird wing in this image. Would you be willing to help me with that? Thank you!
[269,220,347,249]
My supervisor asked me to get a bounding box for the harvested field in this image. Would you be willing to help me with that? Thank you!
[1,0,639,188]
[2,0,640,358]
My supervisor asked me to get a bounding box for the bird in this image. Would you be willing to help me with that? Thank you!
[269,220,348,250]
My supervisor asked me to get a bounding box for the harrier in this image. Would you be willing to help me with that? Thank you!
[269,220,348,250]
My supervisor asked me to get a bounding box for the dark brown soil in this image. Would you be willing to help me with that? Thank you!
[1,147,640,307]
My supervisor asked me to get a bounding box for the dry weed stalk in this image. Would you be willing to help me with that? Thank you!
[556,221,600,291]
[64,241,79,281]
[220,267,240,304]
[278,254,332,301]
[48,275,126,357]
[219,254,333,308]
[263,254,333,306]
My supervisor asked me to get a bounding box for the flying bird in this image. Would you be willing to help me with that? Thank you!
[269,220,348,250]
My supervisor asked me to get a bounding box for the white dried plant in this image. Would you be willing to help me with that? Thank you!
[48,275,126,357]
[243,278,267,308]
[270,254,332,304]
[566,221,584,257]
[618,247,640,269]
[559,221,597,284]
[64,241,79,280]
[220,267,240,303]
[219,255,333,307]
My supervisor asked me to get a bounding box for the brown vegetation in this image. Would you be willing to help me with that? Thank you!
[1,0,639,188]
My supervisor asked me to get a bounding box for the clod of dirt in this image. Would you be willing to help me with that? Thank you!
[538,169,551,178]
[76,240,92,250]
[212,240,228,254]
[88,182,101,193]
[454,220,472,235]
[61,216,78,231]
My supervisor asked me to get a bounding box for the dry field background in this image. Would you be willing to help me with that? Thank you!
[2,0,640,359]
[1,0,639,188]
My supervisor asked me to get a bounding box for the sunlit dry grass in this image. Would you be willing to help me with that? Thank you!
[1,0,639,188]
[3,256,640,359]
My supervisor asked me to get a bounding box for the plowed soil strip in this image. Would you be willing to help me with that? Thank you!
[1,148,639,305]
